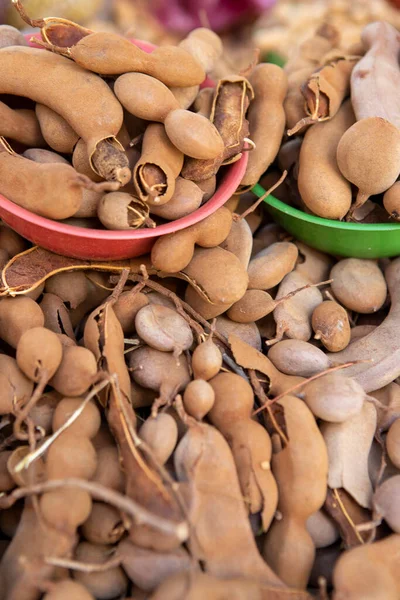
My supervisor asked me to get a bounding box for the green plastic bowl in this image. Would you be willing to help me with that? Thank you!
[252,183,400,258]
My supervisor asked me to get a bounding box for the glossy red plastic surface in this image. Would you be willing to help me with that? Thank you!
[0,37,245,259]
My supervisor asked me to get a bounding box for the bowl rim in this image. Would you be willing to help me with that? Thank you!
[253,183,400,232]
[0,35,244,241]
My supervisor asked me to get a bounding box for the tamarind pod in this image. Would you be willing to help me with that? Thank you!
[263,396,328,588]
[133,124,183,206]
[0,101,45,147]
[284,67,316,132]
[35,104,79,154]
[0,24,28,49]
[0,501,76,600]
[23,148,69,164]
[283,24,340,77]
[291,56,358,133]
[0,46,125,181]
[297,99,354,220]
[241,64,288,187]
[327,257,400,392]
[39,32,205,86]
[351,22,400,127]
[181,76,253,181]
[0,147,83,219]
[72,138,103,182]
[174,421,285,586]
[332,534,400,600]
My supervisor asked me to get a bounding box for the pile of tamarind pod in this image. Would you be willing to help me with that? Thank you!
[1,171,400,600]
[264,18,400,223]
[0,0,289,231]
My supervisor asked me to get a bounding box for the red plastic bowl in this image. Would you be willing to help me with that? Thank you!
[0,37,243,260]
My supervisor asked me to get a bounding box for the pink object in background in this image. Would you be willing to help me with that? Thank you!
[154,0,277,33]
[0,37,248,260]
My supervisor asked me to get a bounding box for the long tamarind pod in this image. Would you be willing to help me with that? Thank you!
[0,46,127,183]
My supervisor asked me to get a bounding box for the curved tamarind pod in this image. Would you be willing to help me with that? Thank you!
[351,21,400,127]
[0,46,128,184]
[0,139,118,220]
[33,29,205,87]
[114,73,224,160]
[35,103,79,154]
[0,101,45,147]
[133,124,183,206]
[241,64,288,188]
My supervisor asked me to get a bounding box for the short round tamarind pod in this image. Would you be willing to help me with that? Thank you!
[209,372,253,427]
[40,489,92,532]
[135,304,193,353]
[0,452,15,492]
[73,542,128,600]
[373,476,400,533]
[330,259,387,314]
[302,373,365,423]
[0,355,33,415]
[50,346,98,397]
[311,300,351,352]
[16,327,63,382]
[29,390,61,435]
[43,579,95,600]
[45,271,89,309]
[7,446,46,487]
[46,433,97,480]
[386,419,400,469]
[183,379,215,420]
[52,398,101,440]
[139,413,178,465]
[306,510,340,549]
[191,338,222,381]
[92,446,125,493]
[0,296,44,348]
[267,339,330,377]
[82,502,125,545]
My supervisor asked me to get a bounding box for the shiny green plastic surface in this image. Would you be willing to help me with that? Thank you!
[252,183,400,258]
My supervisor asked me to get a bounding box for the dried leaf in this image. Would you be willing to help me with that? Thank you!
[0,246,155,296]
[321,402,377,508]
[228,333,304,395]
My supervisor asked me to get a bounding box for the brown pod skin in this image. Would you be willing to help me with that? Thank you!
[0,46,124,179]
[0,149,85,220]
[72,138,103,182]
[268,339,330,378]
[373,475,400,533]
[0,223,27,257]
[115,74,223,160]
[0,101,45,147]
[129,346,191,394]
[241,64,288,187]
[332,534,400,600]
[227,289,276,323]
[139,413,178,465]
[337,117,400,214]
[16,326,63,382]
[50,346,98,397]
[0,296,44,348]
[46,432,97,480]
[35,103,79,154]
[150,177,203,220]
[113,290,149,335]
[45,271,88,309]
[0,355,33,415]
[55,32,205,86]
[92,446,125,493]
[151,206,232,272]
[248,242,298,290]
[52,397,101,439]
[312,300,351,352]
[181,246,249,306]
[133,124,183,206]
[183,379,215,421]
[73,541,128,600]
[386,419,400,469]
[0,25,28,49]
[191,338,222,381]
[298,99,354,219]
[220,218,253,269]
[43,580,95,600]
[23,147,69,164]
[39,293,76,340]
[135,304,193,354]
[330,258,387,313]
[383,181,400,220]
[82,502,124,546]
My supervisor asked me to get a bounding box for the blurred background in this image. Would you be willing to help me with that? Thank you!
[1,0,400,67]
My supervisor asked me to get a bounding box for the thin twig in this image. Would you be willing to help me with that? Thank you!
[253,359,371,416]
[14,371,49,440]
[249,370,288,445]
[46,555,122,572]
[234,170,287,222]
[0,478,188,540]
